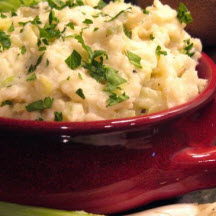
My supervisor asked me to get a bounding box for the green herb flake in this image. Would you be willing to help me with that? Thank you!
[39,26,61,41]
[143,9,149,15]
[156,45,167,56]
[76,88,85,100]
[183,39,195,57]
[38,46,46,51]
[105,7,132,22]
[42,38,49,45]
[95,0,107,9]
[83,19,93,25]
[106,92,129,107]
[92,12,102,18]
[66,22,75,30]
[149,33,155,40]
[38,11,61,43]
[0,13,7,18]
[1,100,13,107]
[21,46,26,55]
[48,0,83,10]
[19,16,42,27]
[75,34,93,59]
[126,51,142,68]
[8,22,14,32]
[67,76,70,80]
[11,11,17,17]
[177,2,193,24]
[26,73,37,82]
[75,34,130,107]
[104,66,126,87]
[54,112,63,122]
[28,53,44,74]
[94,27,99,32]
[49,10,59,25]
[78,73,83,80]
[26,97,54,112]
[123,25,132,39]
[65,50,82,70]
[46,59,50,66]
[0,30,11,51]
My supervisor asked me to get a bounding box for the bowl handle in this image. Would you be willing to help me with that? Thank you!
[172,146,216,169]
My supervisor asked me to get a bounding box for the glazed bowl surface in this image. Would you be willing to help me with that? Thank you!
[0,53,215,136]
[0,53,216,215]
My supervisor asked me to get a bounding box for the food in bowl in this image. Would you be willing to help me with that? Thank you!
[0,0,206,122]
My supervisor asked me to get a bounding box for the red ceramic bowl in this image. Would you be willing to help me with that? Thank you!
[0,53,216,215]
[0,53,215,136]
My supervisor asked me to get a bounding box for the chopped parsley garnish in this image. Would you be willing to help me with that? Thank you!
[11,11,17,17]
[21,46,26,54]
[38,11,62,44]
[0,30,11,51]
[26,97,54,112]
[183,39,195,57]
[94,27,99,32]
[39,24,61,41]
[177,2,193,24]
[19,16,42,27]
[48,0,84,10]
[76,88,85,100]
[26,73,37,82]
[75,34,93,60]
[106,92,129,107]
[156,45,167,56]
[8,23,14,32]
[28,53,44,74]
[105,7,132,22]
[123,25,132,39]
[78,73,83,79]
[0,13,7,18]
[46,59,50,66]
[75,34,129,106]
[92,13,101,18]
[65,50,82,70]
[1,100,13,107]
[38,46,46,51]
[143,9,149,15]
[95,0,107,9]
[126,51,142,68]
[67,22,75,30]
[83,19,93,25]
[49,10,59,26]
[54,112,63,121]
[149,33,155,40]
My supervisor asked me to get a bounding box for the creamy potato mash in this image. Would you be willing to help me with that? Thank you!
[0,0,206,121]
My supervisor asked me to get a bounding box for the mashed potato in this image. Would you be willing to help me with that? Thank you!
[0,0,206,121]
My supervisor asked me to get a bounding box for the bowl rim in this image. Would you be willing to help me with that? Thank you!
[0,52,215,134]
